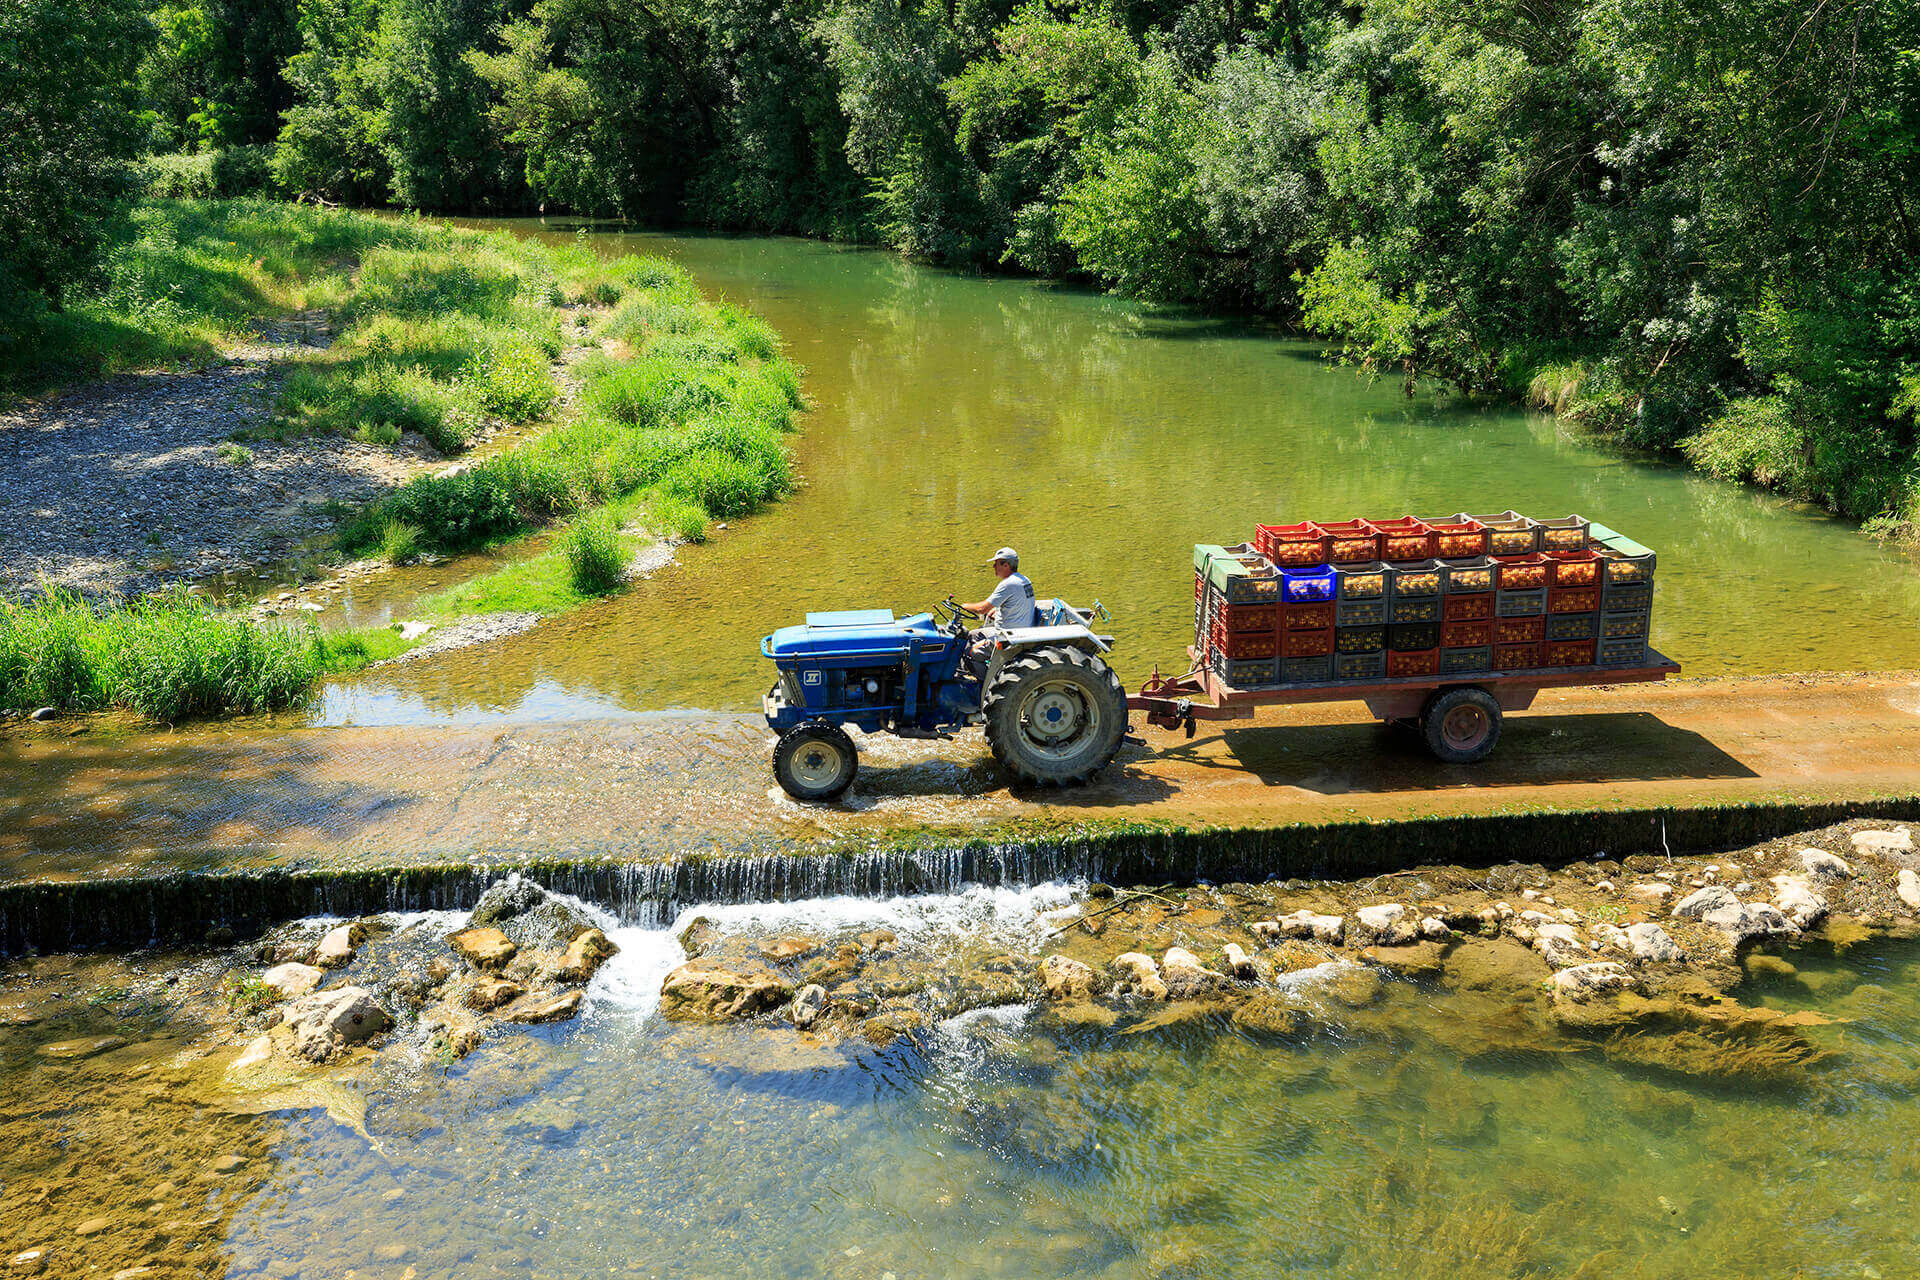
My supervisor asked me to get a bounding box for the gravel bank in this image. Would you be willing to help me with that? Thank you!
[0,318,434,599]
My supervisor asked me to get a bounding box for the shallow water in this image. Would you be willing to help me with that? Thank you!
[317,225,1920,726]
[8,890,1919,1279]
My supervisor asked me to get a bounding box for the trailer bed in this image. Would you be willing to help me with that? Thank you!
[1127,647,1681,761]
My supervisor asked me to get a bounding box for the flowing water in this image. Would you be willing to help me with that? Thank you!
[7,888,1920,1279]
[316,225,1920,726]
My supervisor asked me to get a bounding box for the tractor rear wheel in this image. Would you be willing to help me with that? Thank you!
[983,646,1127,786]
[773,721,859,802]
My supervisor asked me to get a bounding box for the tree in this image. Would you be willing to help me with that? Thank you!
[0,0,151,311]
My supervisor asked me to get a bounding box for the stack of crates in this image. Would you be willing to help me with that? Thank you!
[1192,514,1658,689]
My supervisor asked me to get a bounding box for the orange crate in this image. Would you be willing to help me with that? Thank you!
[1544,639,1597,667]
[1493,641,1542,670]
[1422,517,1490,558]
[1280,627,1335,658]
[1442,593,1495,621]
[1256,522,1326,566]
[1213,601,1280,633]
[1441,619,1492,648]
[1209,626,1280,660]
[1467,511,1543,557]
[1279,601,1335,631]
[1548,587,1598,614]
[1545,549,1600,587]
[1318,519,1383,564]
[1386,648,1439,677]
[1537,516,1592,554]
[1494,554,1549,591]
[1494,616,1544,645]
[1372,517,1435,561]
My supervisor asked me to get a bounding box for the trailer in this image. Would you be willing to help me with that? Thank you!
[1126,647,1681,764]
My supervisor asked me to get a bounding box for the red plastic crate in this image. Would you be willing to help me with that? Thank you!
[1547,587,1598,614]
[1493,641,1542,670]
[1494,616,1545,645]
[1279,601,1335,631]
[1493,554,1550,591]
[1372,516,1435,561]
[1213,601,1280,633]
[1318,519,1383,564]
[1441,619,1492,648]
[1543,639,1597,667]
[1255,522,1326,566]
[1208,625,1281,660]
[1386,648,1439,677]
[1442,593,1495,621]
[1422,517,1490,558]
[1279,627,1336,658]
[1545,549,1600,587]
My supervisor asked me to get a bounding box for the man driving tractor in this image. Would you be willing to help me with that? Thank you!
[957,546,1036,671]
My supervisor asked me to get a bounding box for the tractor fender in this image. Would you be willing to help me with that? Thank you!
[982,625,1112,688]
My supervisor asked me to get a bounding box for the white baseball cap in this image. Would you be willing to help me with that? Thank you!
[988,547,1019,567]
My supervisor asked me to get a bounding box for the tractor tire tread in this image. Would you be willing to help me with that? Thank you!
[982,645,1126,787]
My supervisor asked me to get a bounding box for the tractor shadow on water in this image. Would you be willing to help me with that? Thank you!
[1150,710,1756,797]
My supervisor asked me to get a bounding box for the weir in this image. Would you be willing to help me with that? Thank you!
[5,794,1913,954]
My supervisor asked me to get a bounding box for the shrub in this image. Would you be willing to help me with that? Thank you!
[379,519,423,564]
[559,510,626,594]
[467,341,558,421]
[667,449,774,519]
[0,586,320,721]
[142,152,218,199]
[648,493,710,543]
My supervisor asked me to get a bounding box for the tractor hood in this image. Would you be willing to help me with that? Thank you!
[764,610,951,662]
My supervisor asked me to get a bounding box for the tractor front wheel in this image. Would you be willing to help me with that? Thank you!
[983,646,1127,786]
[773,721,859,803]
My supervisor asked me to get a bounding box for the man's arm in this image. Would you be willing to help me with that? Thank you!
[959,598,992,615]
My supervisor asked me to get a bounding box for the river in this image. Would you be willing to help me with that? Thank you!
[316,226,1920,727]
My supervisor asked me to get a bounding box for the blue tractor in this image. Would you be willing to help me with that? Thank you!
[761,597,1127,801]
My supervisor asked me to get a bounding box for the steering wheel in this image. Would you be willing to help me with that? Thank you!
[940,595,980,624]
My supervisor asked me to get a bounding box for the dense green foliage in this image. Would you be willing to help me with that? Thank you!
[4,0,1918,525]
[0,586,320,720]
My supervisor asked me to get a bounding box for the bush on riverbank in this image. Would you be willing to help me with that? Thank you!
[0,587,319,721]
[337,257,801,563]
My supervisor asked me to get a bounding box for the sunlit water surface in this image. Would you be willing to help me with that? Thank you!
[317,227,1920,726]
[10,888,1914,1279]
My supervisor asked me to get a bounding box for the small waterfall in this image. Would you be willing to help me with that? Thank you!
[1,795,1910,954]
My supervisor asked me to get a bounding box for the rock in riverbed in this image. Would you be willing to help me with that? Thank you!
[660,963,791,1022]
[284,986,391,1062]
[449,927,516,970]
[1897,869,1920,912]
[1352,904,1414,946]
[261,962,325,1000]
[1038,955,1096,1000]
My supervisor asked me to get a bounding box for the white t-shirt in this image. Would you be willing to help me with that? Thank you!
[986,571,1036,629]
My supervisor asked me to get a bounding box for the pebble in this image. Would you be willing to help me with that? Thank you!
[74,1217,112,1237]
[209,1154,248,1174]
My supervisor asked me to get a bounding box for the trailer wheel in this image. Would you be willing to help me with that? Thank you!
[983,646,1127,786]
[1421,687,1502,764]
[773,721,859,802]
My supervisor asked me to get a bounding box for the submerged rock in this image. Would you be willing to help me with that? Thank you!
[660,963,791,1022]
[503,990,582,1024]
[1160,948,1230,1000]
[284,986,390,1062]
[469,876,596,950]
[36,1036,126,1060]
[1220,943,1258,981]
[466,977,525,1012]
[1229,993,1313,1039]
[676,916,720,958]
[1551,962,1637,1001]
[758,936,820,963]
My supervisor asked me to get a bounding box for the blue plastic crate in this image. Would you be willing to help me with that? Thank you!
[1279,563,1337,603]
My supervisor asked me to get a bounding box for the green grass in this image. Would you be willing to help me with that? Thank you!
[378,519,424,565]
[314,627,419,672]
[0,199,431,399]
[334,255,803,592]
[0,586,320,722]
[559,510,627,594]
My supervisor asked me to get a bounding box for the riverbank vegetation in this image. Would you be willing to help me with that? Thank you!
[17,0,1908,535]
[0,587,319,720]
